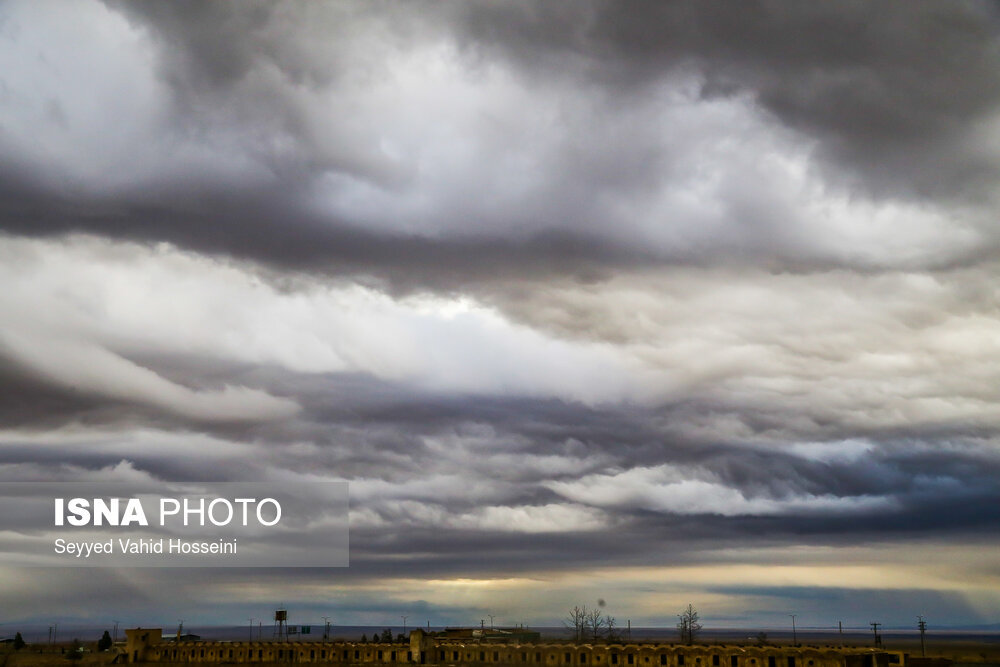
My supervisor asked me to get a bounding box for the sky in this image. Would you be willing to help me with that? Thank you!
[1,0,1000,633]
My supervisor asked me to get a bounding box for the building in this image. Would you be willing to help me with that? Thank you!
[125,628,904,667]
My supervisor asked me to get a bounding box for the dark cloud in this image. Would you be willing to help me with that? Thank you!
[2,347,999,585]
[2,0,1000,627]
[1,1,998,285]
[454,0,1000,200]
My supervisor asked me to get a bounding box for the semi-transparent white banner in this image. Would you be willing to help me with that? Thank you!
[0,481,348,567]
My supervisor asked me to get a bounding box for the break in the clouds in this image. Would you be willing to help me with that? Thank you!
[2,0,1000,630]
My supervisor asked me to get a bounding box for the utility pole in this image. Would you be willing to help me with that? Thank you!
[480,619,485,631]
[113,621,120,644]
[402,616,408,638]
[838,621,842,645]
[627,620,631,642]
[790,615,797,647]
[917,616,927,657]
[870,622,881,647]
[488,615,494,631]
[249,618,255,642]
[322,617,331,641]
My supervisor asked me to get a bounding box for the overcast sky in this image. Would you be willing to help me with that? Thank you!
[2,0,1000,632]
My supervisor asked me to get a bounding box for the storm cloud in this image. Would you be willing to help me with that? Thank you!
[1,0,1000,630]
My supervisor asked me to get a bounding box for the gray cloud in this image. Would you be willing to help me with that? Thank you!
[1,0,1000,628]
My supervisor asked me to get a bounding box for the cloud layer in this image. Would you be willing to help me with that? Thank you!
[2,0,1000,629]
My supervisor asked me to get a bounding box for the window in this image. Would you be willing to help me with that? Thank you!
[495,653,500,662]
[732,657,739,667]
[612,654,619,665]
[391,652,396,661]
[355,651,360,659]
[660,656,667,666]
[787,658,795,667]
[378,651,383,660]
[768,657,776,667]
[582,655,588,664]
[566,654,572,664]
[537,653,542,663]
[523,653,528,662]
[229,650,234,659]
[628,656,634,665]
[714,657,720,666]
[481,652,486,661]
[678,657,685,666]
[454,652,460,661]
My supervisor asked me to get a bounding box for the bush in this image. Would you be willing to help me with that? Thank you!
[66,639,83,661]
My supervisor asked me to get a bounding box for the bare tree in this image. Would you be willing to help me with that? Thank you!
[565,606,587,641]
[677,605,702,645]
[606,616,621,642]
[585,608,607,641]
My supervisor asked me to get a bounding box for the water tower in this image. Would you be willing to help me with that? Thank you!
[274,608,288,641]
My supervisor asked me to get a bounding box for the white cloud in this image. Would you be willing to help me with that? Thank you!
[547,464,896,516]
[351,500,608,533]
[0,235,640,405]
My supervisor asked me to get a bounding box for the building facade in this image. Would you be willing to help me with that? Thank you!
[125,628,903,667]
